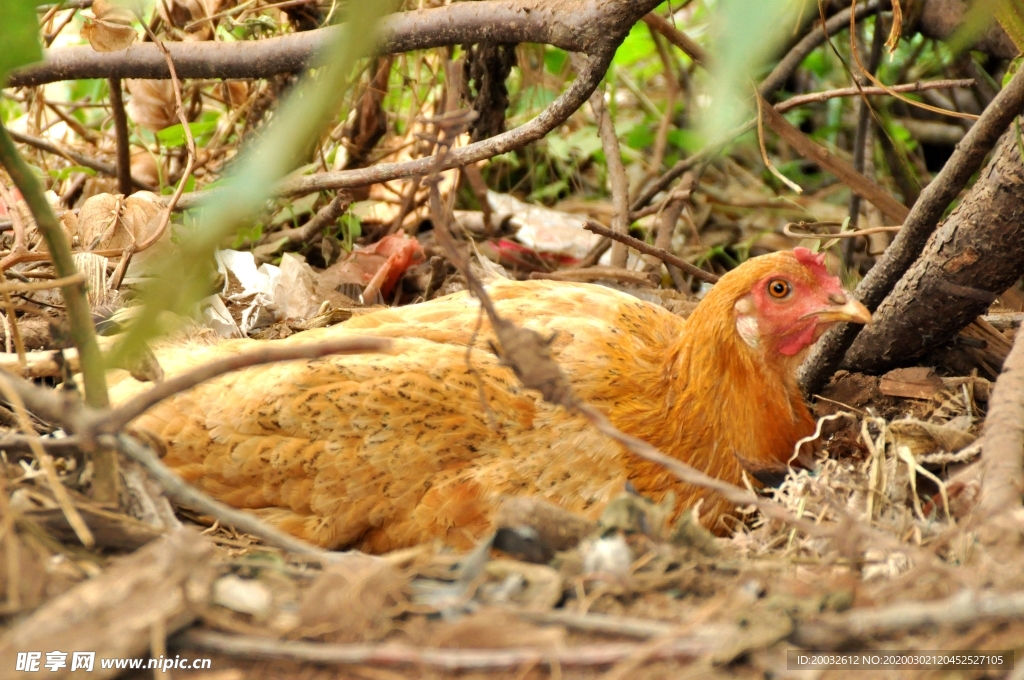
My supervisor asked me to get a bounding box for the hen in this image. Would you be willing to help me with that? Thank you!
[108,248,869,552]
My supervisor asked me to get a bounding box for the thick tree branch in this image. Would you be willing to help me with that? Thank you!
[841,127,1024,373]
[799,64,1024,396]
[916,0,1019,60]
[10,0,655,87]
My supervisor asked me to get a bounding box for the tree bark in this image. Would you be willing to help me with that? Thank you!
[842,124,1024,373]
[10,0,658,87]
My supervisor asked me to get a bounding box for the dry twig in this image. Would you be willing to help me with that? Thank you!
[583,220,718,284]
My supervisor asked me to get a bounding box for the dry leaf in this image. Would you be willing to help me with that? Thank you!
[82,0,137,52]
[130,150,161,188]
[126,79,178,132]
[223,81,249,108]
[77,191,164,250]
[159,0,225,39]
[888,418,977,458]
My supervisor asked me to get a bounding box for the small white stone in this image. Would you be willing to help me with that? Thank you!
[212,575,273,618]
[582,534,633,577]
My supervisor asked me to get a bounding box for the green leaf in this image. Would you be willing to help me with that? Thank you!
[614,22,656,67]
[156,120,219,147]
[338,211,361,250]
[0,0,43,86]
[529,178,568,202]
[667,128,702,154]
[625,123,655,151]
[544,48,568,75]
[47,165,98,181]
[1005,55,1024,88]
[700,0,807,143]
[566,127,602,159]
[545,136,571,162]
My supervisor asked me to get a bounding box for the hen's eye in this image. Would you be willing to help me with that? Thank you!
[767,279,791,299]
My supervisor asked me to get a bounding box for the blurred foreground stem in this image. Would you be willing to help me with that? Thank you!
[0,122,116,502]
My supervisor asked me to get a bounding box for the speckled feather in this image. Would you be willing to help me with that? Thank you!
[108,252,822,552]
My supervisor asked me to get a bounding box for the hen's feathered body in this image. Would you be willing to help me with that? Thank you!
[108,250,866,552]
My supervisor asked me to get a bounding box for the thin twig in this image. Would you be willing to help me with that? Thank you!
[175,629,712,670]
[135,18,196,253]
[0,120,114,500]
[108,77,132,197]
[280,191,352,244]
[573,403,826,537]
[0,373,94,547]
[845,12,887,263]
[783,222,900,239]
[0,181,29,272]
[93,336,392,435]
[175,50,617,209]
[7,129,158,191]
[106,433,328,556]
[579,55,630,269]
[774,79,975,114]
[641,11,706,65]
[582,220,718,284]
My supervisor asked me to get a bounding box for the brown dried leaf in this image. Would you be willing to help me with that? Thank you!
[126,79,178,132]
[130,151,161,188]
[77,191,164,250]
[82,19,137,51]
[888,418,977,458]
[159,0,225,39]
[222,81,249,108]
[82,0,137,52]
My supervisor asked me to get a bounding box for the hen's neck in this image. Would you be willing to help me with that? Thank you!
[625,300,815,485]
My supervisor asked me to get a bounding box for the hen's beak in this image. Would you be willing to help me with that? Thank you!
[806,294,872,325]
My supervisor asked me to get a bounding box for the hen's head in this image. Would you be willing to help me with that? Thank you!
[713,248,870,359]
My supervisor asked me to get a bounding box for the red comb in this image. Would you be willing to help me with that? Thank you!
[793,247,831,278]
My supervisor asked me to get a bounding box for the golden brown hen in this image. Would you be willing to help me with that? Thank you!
[108,248,869,552]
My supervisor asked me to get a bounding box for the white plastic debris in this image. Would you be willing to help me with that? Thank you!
[581,533,633,577]
[488,191,601,260]
[199,294,241,338]
[213,249,321,335]
[212,575,274,619]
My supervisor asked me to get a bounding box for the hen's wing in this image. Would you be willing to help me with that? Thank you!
[108,280,685,551]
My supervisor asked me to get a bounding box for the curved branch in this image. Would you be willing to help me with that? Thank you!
[10,0,642,87]
[174,49,615,208]
[107,433,329,556]
[94,336,391,435]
